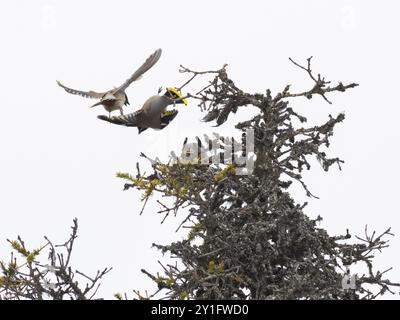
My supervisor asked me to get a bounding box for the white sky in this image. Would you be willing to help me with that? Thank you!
[0,0,399,299]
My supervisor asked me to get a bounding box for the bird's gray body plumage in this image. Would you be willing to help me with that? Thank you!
[97,95,178,133]
[140,95,172,128]
[57,49,162,116]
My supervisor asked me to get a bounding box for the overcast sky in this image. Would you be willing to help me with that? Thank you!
[0,0,399,299]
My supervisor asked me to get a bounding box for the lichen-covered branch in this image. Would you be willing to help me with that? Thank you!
[0,219,112,300]
[119,58,398,300]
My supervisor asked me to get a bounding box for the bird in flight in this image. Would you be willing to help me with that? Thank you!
[97,87,188,134]
[57,48,162,117]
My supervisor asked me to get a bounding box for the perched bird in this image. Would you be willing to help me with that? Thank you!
[57,48,162,116]
[97,87,188,134]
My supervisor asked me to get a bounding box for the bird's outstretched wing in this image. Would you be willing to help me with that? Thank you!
[97,109,179,134]
[97,110,143,127]
[57,81,105,99]
[115,48,162,93]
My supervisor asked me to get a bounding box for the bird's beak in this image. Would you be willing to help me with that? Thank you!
[167,87,188,106]
[173,98,188,106]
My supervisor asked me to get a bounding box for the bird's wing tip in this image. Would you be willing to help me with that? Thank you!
[154,48,162,59]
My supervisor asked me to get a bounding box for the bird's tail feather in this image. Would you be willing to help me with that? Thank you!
[90,101,103,108]
[138,127,148,134]
[97,115,112,122]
